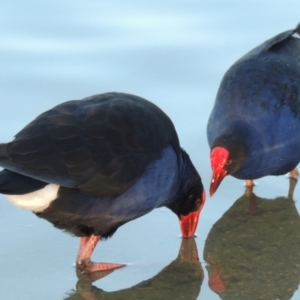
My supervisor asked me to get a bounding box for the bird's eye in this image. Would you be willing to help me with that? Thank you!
[226,159,232,165]
[195,198,202,205]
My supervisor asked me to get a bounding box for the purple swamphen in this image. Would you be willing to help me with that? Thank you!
[207,23,300,196]
[0,92,205,272]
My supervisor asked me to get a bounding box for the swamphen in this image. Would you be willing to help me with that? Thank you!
[0,92,205,273]
[207,23,300,196]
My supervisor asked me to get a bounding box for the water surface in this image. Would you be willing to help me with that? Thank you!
[1,1,300,299]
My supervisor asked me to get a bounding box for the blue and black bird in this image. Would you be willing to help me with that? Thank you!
[0,92,205,273]
[207,23,300,196]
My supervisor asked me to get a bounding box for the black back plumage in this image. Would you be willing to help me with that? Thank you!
[0,93,180,196]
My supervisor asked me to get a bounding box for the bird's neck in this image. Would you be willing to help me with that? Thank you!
[165,149,200,213]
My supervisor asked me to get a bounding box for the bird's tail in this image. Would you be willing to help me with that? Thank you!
[294,23,300,35]
[0,144,9,172]
[0,144,9,194]
[0,144,7,160]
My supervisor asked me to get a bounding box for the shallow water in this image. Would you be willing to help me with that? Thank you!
[1,1,300,299]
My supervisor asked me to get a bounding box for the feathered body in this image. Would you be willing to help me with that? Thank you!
[207,24,300,193]
[0,92,204,242]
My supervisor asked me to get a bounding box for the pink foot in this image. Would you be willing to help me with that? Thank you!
[76,234,126,273]
[77,260,125,273]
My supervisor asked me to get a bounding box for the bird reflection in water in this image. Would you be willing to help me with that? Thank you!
[204,178,300,299]
[64,238,203,300]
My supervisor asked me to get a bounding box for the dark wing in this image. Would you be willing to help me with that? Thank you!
[244,23,300,56]
[0,93,180,196]
[265,23,300,51]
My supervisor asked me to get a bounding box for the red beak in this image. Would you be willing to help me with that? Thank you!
[209,147,229,197]
[209,168,227,197]
[180,191,206,238]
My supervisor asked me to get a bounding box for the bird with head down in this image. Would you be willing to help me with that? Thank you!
[0,92,205,273]
[207,23,300,196]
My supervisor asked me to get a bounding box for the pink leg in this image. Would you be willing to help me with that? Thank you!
[289,168,299,178]
[79,236,89,249]
[245,179,254,187]
[76,234,125,273]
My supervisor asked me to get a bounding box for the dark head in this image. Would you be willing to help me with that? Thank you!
[209,133,246,197]
[167,149,206,238]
